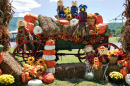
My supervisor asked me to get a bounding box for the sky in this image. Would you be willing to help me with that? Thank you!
[12,0,126,23]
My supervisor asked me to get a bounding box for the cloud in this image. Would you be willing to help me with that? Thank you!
[12,0,41,12]
[103,21,109,23]
[50,0,58,2]
[17,12,29,17]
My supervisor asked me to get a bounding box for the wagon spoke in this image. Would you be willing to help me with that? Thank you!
[25,43,31,56]
[15,54,24,57]
[32,42,34,56]
[108,45,111,50]
[19,48,29,57]
[34,44,41,57]
[36,52,43,58]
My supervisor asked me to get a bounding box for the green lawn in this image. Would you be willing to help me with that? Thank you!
[109,37,120,43]
[7,37,126,86]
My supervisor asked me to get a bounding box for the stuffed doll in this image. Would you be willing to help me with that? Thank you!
[71,1,78,18]
[57,0,66,19]
[16,20,29,44]
[83,45,95,65]
[98,46,110,64]
[93,57,102,70]
[78,4,87,24]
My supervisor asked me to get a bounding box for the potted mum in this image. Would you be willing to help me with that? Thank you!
[107,49,123,64]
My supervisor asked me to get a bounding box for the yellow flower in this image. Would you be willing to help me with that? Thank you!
[114,49,119,53]
[37,59,45,65]
[28,57,35,64]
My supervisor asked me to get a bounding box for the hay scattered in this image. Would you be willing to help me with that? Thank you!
[38,15,60,37]
[0,52,22,82]
[94,67,104,80]
[55,63,86,79]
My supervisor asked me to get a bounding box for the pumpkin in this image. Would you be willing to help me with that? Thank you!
[0,52,3,64]
[46,40,55,45]
[0,69,2,75]
[43,50,56,55]
[125,74,130,85]
[26,22,35,35]
[46,67,55,74]
[44,45,55,50]
[85,72,94,80]
[45,60,56,68]
[120,67,128,79]
[22,72,26,83]
[28,79,43,86]
[25,72,29,82]
[24,13,37,24]
[42,55,56,61]
[56,19,69,25]
[127,60,130,73]
[33,26,43,35]
[42,73,54,84]
[95,14,103,25]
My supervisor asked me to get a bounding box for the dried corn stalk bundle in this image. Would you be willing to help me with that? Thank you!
[0,0,15,27]
[38,15,60,37]
[121,0,130,53]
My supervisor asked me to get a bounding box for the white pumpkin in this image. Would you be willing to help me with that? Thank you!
[70,19,79,25]
[46,67,55,74]
[42,55,56,60]
[51,17,57,22]
[84,72,94,80]
[125,74,130,85]
[28,79,43,86]
[33,26,43,35]
[44,45,55,50]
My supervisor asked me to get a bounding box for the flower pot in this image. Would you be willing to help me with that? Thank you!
[109,56,118,65]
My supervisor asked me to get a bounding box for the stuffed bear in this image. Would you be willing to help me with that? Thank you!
[71,1,78,18]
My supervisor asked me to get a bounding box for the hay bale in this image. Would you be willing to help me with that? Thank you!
[0,52,22,82]
[107,65,120,73]
[94,67,104,80]
[38,15,60,37]
[55,63,86,79]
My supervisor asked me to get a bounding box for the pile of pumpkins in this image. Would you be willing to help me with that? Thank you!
[28,40,56,86]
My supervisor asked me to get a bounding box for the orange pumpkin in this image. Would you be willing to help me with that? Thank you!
[127,60,130,73]
[46,40,55,45]
[95,15,103,25]
[120,67,128,79]
[0,52,3,64]
[24,13,37,24]
[42,73,54,84]
[56,19,69,25]
[0,69,2,75]
[25,72,29,82]
[26,22,35,35]
[43,50,56,55]
[45,60,56,68]
[22,72,26,83]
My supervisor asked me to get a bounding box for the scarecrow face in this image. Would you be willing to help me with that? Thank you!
[72,1,77,6]
[98,46,108,56]
[83,46,93,52]
[57,0,63,6]
[17,20,26,27]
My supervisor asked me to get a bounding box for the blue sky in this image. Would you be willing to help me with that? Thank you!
[12,0,125,23]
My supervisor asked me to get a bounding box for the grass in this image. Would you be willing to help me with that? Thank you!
[7,37,126,86]
[109,37,120,43]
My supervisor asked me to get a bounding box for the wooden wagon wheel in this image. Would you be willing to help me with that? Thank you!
[95,43,119,55]
[13,40,45,64]
[77,49,86,63]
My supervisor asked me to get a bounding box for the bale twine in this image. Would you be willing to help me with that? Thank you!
[55,63,86,79]
[0,52,22,82]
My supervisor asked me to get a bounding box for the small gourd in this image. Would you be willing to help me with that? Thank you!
[85,72,94,80]
[45,60,56,68]
[42,73,54,84]
[120,67,128,79]
[28,79,43,86]
[125,74,130,85]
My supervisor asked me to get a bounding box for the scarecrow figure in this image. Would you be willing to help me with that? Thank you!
[57,0,66,19]
[78,4,87,24]
[97,46,110,64]
[16,20,29,44]
[71,1,78,18]
[83,45,95,65]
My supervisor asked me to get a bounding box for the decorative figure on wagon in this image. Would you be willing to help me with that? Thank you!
[16,20,29,44]
[71,1,78,19]
[97,46,110,64]
[78,4,87,24]
[83,45,95,65]
[57,0,66,19]
[93,57,102,70]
